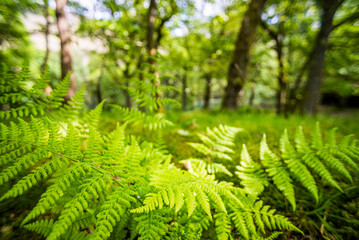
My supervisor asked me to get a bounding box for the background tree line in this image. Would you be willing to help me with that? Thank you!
[1,0,358,115]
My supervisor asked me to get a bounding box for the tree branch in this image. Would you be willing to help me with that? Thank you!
[331,11,359,31]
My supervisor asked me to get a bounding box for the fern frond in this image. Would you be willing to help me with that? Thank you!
[295,127,342,191]
[135,210,171,240]
[57,85,86,121]
[111,105,173,130]
[230,199,302,239]
[214,211,232,240]
[24,219,55,238]
[92,188,137,240]
[236,145,268,195]
[280,130,318,202]
[46,174,110,240]
[131,168,242,218]
[260,135,296,210]
[188,125,241,162]
[183,159,233,177]
[22,163,91,225]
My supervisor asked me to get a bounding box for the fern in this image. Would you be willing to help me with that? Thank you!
[260,134,296,210]
[236,145,268,195]
[0,66,305,240]
[110,104,173,131]
[235,123,359,211]
[229,199,302,239]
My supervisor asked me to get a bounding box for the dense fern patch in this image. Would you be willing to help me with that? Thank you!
[1,66,358,239]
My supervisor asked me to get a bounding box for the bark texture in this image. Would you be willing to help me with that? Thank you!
[56,0,75,101]
[222,0,266,109]
[300,0,343,115]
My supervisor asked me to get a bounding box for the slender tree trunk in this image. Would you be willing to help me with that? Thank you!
[182,72,187,111]
[146,0,163,111]
[147,0,157,58]
[300,0,343,115]
[203,75,212,110]
[56,0,75,101]
[96,61,106,104]
[222,0,266,109]
[41,0,50,73]
[123,63,132,109]
[249,82,256,106]
[261,20,287,114]
[275,32,287,114]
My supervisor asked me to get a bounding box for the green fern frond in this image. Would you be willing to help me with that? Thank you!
[24,219,55,238]
[22,163,91,225]
[57,85,86,121]
[280,130,318,202]
[92,188,137,240]
[236,144,268,195]
[295,127,342,191]
[260,135,296,210]
[230,199,302,239]
[188,125,241,162]
[110,105,173,130]
[135,210,171,240]
[214,211,232,240]
[46,174,110,240]
[83,100,106,129]
[131,168,242,218]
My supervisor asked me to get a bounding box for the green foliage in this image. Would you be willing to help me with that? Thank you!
[110,104,173,131]
[235,123,359,211]
[0,66,303,240]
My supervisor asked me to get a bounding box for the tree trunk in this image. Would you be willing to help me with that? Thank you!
[123,63,132,109]
[56,0,75,101]
[41,0,50,73]
[147,0,157,58]
[300,0,343,115]
[147,0,163,111]
[275,32,287,114]
[182,72,187,111]
[203,75,212,110]
[222,0,266,109]
[261,20,287,114]
[249,82,256,106]
[96,61,106,104]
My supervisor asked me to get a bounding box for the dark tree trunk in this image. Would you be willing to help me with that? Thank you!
[147,0,163,111]
[261,20,287,114]
[123,63,132,109]
[222,0,266,109]
[56,0,75,101]
[41,0,50,73]
[182,72,187,111]
[300,0,343,115]
[203,76,212,110]
[147,0,157,59]
[275,32,286,114]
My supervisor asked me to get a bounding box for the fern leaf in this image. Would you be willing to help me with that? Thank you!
[92,188,137,240]
[280,130,318,202]
[260,135,296,210]
[236,145,268,195]
[24,219,55,238]
[295,127,342,191]
[214,212,232,240]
